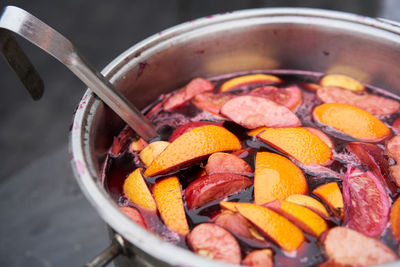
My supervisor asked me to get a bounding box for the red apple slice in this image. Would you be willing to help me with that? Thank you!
[242,249,274,267]
[250,85,302,110]
[205,152,252,176]
[343,166,390,237]
[185,173,252,209]
[386,135,400,187]
[119,206,147,229]
[192,92,235,115]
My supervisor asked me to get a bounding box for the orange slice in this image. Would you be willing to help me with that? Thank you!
[304,127,334,149]
[236,203,305,252]
[285,194,330,219]
[144,125,241,177]
[266,200,328,237]
[249,127,332,165]
[139,141,169,167]
[123,168,157,211]
[319,74,364,91]
[254,152,308,205]
[390,197,400,241]
[220,74,282,92]
[313,103,391,143]
[220,201,241,212]
[312,182,344,219]
[152,176,189,235]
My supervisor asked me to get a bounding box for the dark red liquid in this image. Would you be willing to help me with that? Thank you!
[102,70,400,266]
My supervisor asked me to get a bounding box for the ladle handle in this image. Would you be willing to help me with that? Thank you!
[0,6,158,141]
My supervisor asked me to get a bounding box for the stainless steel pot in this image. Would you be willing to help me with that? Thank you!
[69,8,400,267]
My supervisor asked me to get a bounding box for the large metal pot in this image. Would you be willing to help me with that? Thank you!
[70,8,400,267]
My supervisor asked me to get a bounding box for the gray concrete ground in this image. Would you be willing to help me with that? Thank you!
[0,0,399,266]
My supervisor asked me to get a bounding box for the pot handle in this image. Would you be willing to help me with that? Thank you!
[86,234,126,267]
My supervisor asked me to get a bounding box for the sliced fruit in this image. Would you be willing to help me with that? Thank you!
[319,74,365,91]
[386,135,400,187]
[205,152,252,175]
[144,125,241,177]
[323,227,397,266]
[343,166,390,237]
[391,197,400,241]
[139,141,170,167]
[242,249,274,267]
[220,74,282,92]
[304,127,334,149]
[266,200,328,237]
[192,93,234,115]
[129,137,148,152]
[312,182,343,219]
[317,86,400,116]
[123,168,157,211]
[231,147,253,158]
[300,82,320,91]
[168,121,221,142]
[250,85,302,110]
[119,206,147,228]
[346,142,397,195]
[221,96,301,129]
[187,223,241,265]
[285,194,330,219]
[152,176,189,235]
[249,127,332,165]
[254,152,308,205]
[219,201,240,212]
[110,127,133,156]
[393,117,400,133]
[313,103,391,143]
[164,78,214,111]
[236,203,305,252]
[185,173,252,209]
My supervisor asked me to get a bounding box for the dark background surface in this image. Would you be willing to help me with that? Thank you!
[0,0,399,266]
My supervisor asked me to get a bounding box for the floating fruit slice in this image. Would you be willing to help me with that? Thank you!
[164,78,214,111]
[250,85,302,110]
[221,96,301,129]
[205,152,252,175]
[313,103,391,143]
[139,141,170,167]
[300,82,320,91]
[254,152,308,205]
[144,125,241,177]
[391,197,400,241]
[152,176,189,235]
[110,127,134,156]
[168,121,222,142]
[119,206,147,228]
[187,223,241,265]
[317,86,400,116]
[192,93,234,115]
[220,74,282,92]
[185,173,252,209]
[346,142,397,195]
[343,166,390,237]
[123,168,157,211]
[393,117,400,133]
[242,249,274,267]
[323,227,397,266]
[304,127,334,149]
[285,194,330,219]
[312,182,343,219]
[129,137,148,152]
[266,200,328,237]
[219,201,241,212]
[236,203,305,252]
[386,135,400,187]
[249,127,332,165]
[319,74,365,91]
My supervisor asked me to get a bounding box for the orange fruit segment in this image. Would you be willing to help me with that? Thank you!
[304,127,334,149]
[152,176,189,235]
[319,74,365,91]
[285,194,330,219]
[144,125,241,177]
[220,201,241,212]
[249,127,332,165]
[123,168,157,211]
[236,203,305,252]
[254,152,308,205]
[220,74,282,92]
[266,200,328,237]
[139,141,169,167]
[312,182,344,219]
[313,103,391,143]
[391,197,400,241]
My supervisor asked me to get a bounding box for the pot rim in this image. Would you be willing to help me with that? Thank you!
[70,7,400,267]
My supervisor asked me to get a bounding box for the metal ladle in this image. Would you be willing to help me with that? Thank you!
[0,5,158,141]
